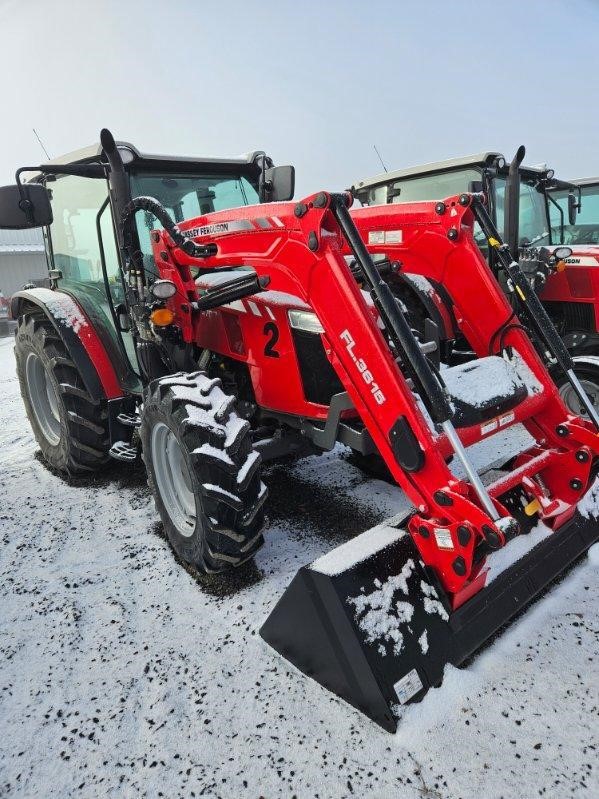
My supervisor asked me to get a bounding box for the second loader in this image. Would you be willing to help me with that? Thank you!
[1,130,598,731]
[352,148,599,419]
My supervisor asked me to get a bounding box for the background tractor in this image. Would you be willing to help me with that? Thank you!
[352,149,599,416]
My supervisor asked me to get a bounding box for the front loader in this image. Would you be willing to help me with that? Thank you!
[1,129,598,732]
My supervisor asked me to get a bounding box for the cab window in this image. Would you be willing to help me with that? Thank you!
[46,174,135,369]
[129,171,259,264]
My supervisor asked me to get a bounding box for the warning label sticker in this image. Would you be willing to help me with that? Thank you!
[394,668,424,704]
[368,231,385,245]
[367,230,402,245]
[434,527,454,550]
[481,419,498,436]
[481,411,515,436]
[498,411,515,427]
[385,229,403,244]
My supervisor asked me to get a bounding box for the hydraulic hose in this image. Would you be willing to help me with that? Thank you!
[120,196,217,281]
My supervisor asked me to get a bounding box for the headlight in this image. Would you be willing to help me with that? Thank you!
[288,309,324,334]
[554,246,573,260]
[150,279,177,299]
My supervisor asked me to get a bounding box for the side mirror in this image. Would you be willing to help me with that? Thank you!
[567,192,579,226]
[263,165,295,202]
[0,183,53,229]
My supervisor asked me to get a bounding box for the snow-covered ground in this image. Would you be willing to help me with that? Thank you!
[0,334,597,799]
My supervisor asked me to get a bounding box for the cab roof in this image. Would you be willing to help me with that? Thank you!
[43,141,266,173]
[353,151,549,193]
[568,177,599,188]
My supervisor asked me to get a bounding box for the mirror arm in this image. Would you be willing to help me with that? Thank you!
[13,169,39,225]
[15,164,107,184]
[546,192,565,243]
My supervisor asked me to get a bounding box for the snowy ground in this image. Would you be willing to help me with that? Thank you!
[0,333,597,799]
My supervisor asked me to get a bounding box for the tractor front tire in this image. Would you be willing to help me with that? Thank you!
[14,312,110,475]
[557,361,599,419]
[140,371,266,573]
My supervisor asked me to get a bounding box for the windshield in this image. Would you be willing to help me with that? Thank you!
[356,168,482,206]
[129,170,260,264]
[550,183,599,245]
[494,176,551,246]
[130,171,259,220]
[355,168,489,251]
[356,167,553,250]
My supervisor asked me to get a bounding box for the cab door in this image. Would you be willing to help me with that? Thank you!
[45,173,139,391]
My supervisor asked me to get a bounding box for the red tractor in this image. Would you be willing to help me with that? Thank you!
[546,176,599,411]
[1,129,598,731]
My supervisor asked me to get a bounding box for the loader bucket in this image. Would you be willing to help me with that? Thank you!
[260,505,599,732]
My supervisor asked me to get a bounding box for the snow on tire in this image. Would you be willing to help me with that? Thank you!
[140,371,267,573]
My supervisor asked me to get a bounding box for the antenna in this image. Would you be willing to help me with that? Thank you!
[32,128,51,160]
[373,144,388,173]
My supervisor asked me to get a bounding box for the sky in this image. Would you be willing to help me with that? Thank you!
[0,0,598,196]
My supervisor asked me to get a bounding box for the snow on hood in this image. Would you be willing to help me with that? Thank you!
[443,352,542,410]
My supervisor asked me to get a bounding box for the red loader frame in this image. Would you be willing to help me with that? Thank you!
[148,190,599,606]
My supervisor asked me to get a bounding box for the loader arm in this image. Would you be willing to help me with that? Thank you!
[153,192,599,600]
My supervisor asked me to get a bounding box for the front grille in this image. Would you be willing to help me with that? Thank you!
[543,301,595,333]
[291,328,344,405]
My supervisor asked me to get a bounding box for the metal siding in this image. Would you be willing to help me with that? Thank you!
[0,228,45,249]
[0,252,49,296]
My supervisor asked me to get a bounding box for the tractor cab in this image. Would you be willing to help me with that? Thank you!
[5,139,295,393]
[549,177,599,246]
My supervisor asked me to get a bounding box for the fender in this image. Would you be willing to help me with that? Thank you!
[571,354,599,373]
[11,288,125,401]
[395,272,457,341]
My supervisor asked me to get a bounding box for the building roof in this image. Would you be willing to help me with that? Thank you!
[0,228,45,254]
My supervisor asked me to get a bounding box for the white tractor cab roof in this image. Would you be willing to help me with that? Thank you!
[352,152,552,207]
[29,140,271,182]
[568,177,599,187]
[18,135,293,233]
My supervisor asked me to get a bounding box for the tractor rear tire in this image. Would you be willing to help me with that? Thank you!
[140,371,267,573]
[14,312,110,475]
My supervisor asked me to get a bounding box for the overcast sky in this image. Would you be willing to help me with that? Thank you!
[1,0,598,195]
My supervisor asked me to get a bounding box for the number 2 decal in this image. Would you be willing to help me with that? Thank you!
[263,322,280,358]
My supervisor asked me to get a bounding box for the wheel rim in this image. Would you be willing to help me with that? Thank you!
[151,422,196,537]
[559,374,599,418]
[25,352,61,445]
